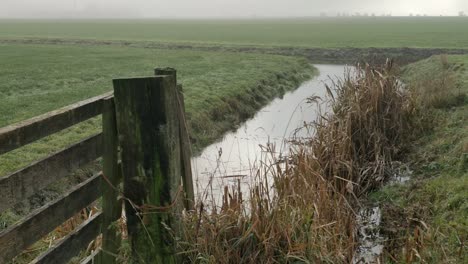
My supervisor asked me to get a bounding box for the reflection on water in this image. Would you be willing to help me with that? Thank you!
[191,64,349,206]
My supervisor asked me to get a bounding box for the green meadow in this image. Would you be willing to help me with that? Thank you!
[1,17,468,48]
[0,44,313,175]
[0,17,467,263]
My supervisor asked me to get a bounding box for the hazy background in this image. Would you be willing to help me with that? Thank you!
[0,0,467,19]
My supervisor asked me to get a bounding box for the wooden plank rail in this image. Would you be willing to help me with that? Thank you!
[0,93,119,263]
[31,212,103,264]
[0,91,112,155]
[0,173,102,263]
[98,97,122,264]
[0,133,103,213]
[0,67,190,263]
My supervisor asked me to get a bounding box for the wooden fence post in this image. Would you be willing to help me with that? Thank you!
[155,68,195,211]
[113,75,183,263]
[98,97,121,264]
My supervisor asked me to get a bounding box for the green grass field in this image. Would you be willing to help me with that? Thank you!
[1,17,467,263]
[0,44,313,176]
[1,17,468,48]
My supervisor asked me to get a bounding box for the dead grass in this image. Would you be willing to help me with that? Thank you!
[178,60,419,263]
[10,206,101,264]
[310,61,416,195]
[404,55,466,109]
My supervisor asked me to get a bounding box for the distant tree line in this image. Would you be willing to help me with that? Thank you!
[322,11,467,17]
[334,12,391,17]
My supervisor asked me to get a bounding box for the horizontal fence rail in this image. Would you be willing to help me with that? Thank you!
[31,212,103,264]
[0,91,112,155]
[0,92,116,263]
[0,173,102,263]
[0,133,103,213]
[0,68,192,263]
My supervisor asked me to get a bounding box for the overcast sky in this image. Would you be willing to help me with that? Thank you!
[1,0,467,18]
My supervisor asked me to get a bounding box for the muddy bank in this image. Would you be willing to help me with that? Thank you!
[2,38,468,65]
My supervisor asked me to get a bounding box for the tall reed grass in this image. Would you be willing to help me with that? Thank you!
[312,60,416,195]
[178,60,419,263]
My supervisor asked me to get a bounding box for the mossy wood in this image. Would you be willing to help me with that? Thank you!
[113,75,183,263]
[98,97,122,264]
[155,68,194,211]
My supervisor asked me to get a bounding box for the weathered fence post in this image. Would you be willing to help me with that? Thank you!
[99,97,121,264]
[155,68,195,211]
[113,75,183,263]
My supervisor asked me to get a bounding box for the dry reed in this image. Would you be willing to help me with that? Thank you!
[178,60,418,263]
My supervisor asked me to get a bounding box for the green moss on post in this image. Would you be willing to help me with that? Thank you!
[155,68,195,211]
[113,75,183,263]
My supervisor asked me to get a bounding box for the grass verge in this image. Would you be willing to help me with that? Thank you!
[371,55,467,263]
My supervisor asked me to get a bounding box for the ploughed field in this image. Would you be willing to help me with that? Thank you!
[1,17,468,48]
[0,44,313,175]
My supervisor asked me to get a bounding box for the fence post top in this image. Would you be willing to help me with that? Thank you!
[112,76,165,82]
[154,67,176,73]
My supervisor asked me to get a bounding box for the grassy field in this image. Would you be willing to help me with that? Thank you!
[0,32,316,263]
[0,43,313,176]
[371,55,467,262]
[0,42,313,262]
[1,17,468,48]
[1,17,467,263]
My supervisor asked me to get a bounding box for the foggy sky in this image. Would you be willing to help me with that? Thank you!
[1,0,467,18]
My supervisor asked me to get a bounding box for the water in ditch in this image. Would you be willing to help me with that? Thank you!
[191,64,346,205]
[191,64,394,263]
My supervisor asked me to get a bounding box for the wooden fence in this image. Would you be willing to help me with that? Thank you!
[0,68,194,263]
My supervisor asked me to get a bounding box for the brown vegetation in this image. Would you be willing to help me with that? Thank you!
[178,60,420,263]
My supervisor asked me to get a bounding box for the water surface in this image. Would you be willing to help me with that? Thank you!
[191,64,348,204]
